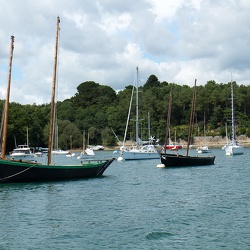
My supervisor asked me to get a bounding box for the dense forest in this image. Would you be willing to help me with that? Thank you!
[1,75,250,153]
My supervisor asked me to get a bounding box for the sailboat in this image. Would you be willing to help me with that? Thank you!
[0,18,114,183]
[196,114,211,154]
[77,131,95,159]
[165,129,182,150]
[51,125,69,154]
[119,67,160,161]
[224,79,244,156]
[66,135,75,157]
[160,79,215,167]
[222,122,229,150]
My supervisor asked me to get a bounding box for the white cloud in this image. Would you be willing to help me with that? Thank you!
[0,0,250,104]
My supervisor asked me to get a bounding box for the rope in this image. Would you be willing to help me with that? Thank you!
[0,163,37,181]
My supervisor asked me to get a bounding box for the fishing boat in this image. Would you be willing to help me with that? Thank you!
[0,18,114,183]
[160,79,215,167]
[224,78,244,156]
[119,67,160,161]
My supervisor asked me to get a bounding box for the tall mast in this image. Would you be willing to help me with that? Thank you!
[186,79,197,156]
[230,77,235,144]
[135,66,139,148]
[164,88,172,153]
[47,16,60,165]
[1,36,14,159]
[148,112,150,142]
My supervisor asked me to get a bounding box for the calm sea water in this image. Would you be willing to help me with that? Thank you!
[1,148,250,249]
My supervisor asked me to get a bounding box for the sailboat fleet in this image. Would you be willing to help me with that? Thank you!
[0,19,247,179]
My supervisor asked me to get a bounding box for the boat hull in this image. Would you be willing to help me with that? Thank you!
[225,145,244,156]
[0,158,114,183]
[160,153,215,167]
[122,151,159,160]
[165,145,182,150]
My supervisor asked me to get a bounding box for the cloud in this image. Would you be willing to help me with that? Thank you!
[0,0,250,104]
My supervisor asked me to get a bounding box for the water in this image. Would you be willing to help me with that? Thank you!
[1,148,250,249]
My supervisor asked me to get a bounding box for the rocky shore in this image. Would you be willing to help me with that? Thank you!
[103,135,250,150]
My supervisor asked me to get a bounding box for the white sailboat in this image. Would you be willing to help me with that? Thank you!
[51,125,69,154]
[66,135,75,157]
[119,67,160,161]
[77,131,95,159]
[222,123,228,150]
[197,114,211,154]
[225,79,244,156]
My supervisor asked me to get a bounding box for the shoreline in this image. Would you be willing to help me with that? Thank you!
[73,135,250,151]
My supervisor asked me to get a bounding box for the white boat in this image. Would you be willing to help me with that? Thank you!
[197,115,212,154]
[66,152,76,157]
[92,145,104,150]
[197,145,211,154]
[225,78,244,156]
[9,144,35,161]
[225,141,244,156]
[122,144,160,160]
[9,128,35,161]
[66,135,76,157]
[52,149,69,155]
[77,132,95,159]
[119,67,160,161]
[222,122,229,150]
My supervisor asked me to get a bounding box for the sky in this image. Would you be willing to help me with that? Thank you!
[1,0,250,105]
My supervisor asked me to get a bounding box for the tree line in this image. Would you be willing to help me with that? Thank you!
[1,75,250,152]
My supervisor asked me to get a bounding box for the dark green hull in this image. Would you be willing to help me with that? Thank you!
[0,158,115,183]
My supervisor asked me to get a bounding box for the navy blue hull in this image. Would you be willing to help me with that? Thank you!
[161,153,215,167]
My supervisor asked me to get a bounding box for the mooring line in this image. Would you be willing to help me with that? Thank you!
[0,164,37,181]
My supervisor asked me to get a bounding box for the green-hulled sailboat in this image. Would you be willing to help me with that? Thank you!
[0,18,114,183]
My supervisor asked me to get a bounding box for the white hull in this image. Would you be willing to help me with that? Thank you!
[77,154,95,160]
[52,150,69,155]
[66,153,76,157]
[225,145,244,156]
[10,145,35,161]
[85,148,95,156]
[10,154,35,161]
[197,146,211,154]
[77,151,95,160]
[122,150,159,160]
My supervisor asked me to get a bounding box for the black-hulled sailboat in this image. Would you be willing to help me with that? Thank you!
[160,79,215,167]
[0,18,114,183]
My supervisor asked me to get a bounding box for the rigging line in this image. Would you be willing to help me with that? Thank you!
[0,163,38,181]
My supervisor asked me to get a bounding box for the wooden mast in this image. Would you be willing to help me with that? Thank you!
[186,79,197,156]
[164,88,172,153]
[47,17,60,165]
[1,36,14,159]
